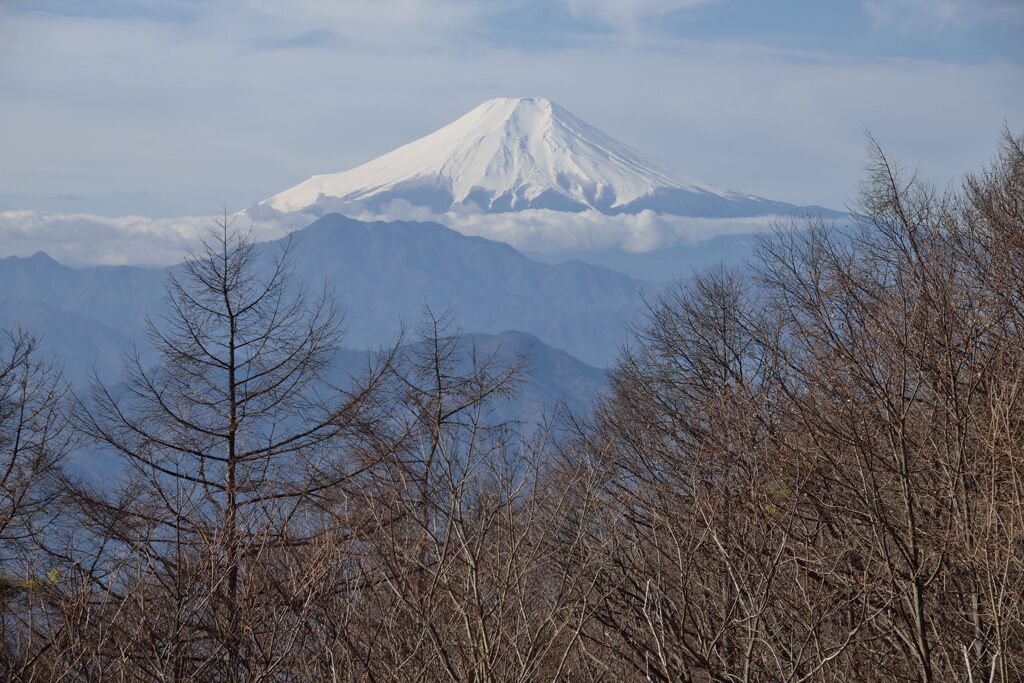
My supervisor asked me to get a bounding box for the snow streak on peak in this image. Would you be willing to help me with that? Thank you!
[264,97,741,215]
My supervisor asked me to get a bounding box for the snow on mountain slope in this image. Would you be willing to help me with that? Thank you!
[263,97,793,217]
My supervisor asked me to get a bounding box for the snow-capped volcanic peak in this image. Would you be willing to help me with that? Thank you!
[265,97,740,215]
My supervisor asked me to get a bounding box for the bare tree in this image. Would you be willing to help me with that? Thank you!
[292,312,600,682]
[72,213,390,681]
[571,130,1024,682]
[0,328,73,679]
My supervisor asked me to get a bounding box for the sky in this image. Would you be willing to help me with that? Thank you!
[0,0,1022,262]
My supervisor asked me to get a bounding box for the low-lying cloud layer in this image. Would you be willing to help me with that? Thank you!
[346,201,785,254]
[0,205,792,266]
[452,210,783,253]
[0,210,291,266]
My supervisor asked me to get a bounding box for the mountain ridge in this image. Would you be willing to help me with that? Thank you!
[0,213,651,365]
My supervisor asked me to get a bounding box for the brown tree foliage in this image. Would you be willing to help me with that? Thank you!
[572,130,1024,682]
[0,131,1021,681]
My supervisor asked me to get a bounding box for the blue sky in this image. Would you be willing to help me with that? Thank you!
[1,0,1022,219]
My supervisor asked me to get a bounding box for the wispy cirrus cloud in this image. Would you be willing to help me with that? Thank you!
[237,0,492,48]
[564,0,719,30]
[862,0,1024,30]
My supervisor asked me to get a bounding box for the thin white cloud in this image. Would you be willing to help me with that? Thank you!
[0,210,293,266]
[442,209,779,253]
[235,0,491,48]
[863,0,1024,30]
[275,201,782,254]
[565,0,718,29]
[0,204,784,265]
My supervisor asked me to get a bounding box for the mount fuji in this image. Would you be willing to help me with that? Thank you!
[262,97,837,220]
